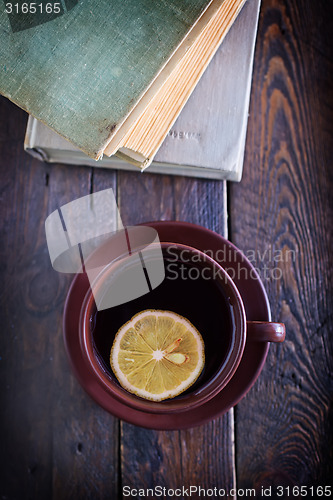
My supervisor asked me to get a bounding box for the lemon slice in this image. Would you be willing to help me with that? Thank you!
[110,309,205,401]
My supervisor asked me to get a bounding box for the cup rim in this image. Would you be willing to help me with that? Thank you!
[79,241,247,414]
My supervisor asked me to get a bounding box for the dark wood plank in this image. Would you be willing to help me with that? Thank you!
[1,0,331,493]
[0,98,119,500]
[49,166,119,500]
[117,171,235,495]
[230,0,333,488]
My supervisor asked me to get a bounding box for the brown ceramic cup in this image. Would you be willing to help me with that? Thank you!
[79,241,285,414]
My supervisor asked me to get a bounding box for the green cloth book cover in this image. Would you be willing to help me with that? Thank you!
[0,0,219,158]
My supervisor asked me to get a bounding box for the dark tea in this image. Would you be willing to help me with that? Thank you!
[90,246,236,399]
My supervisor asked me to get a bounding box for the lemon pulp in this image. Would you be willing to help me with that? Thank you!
[110,309,205,401]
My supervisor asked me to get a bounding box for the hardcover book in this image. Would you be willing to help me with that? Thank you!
[24,0,261,181]
[1,0,247,167]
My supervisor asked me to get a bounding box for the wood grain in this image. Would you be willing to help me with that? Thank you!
[50,167,119,500]
[117,171,235,495]
[1,0,332,495]
[0,99,119,500]
[230,0,333,488]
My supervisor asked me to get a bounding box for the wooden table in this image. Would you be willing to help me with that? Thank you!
[0,0,332,497]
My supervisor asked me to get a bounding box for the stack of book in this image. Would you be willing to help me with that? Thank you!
[0,0,260,180]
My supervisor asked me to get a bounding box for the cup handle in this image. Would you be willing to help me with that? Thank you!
[246,321,285,343]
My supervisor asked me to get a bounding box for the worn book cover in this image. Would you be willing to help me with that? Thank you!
[0,0,223,159]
